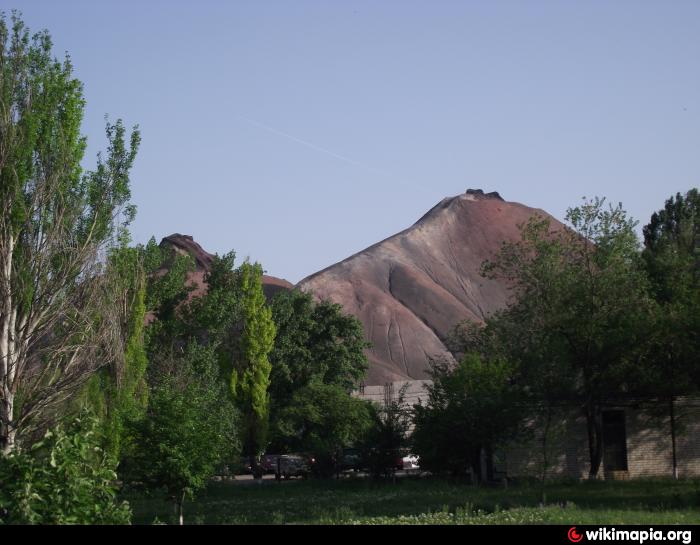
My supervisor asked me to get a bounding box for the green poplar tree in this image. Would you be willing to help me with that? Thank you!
[230,262,276,476]
[0,13,140,453]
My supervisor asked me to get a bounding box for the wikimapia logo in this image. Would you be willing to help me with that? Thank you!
[567,527,692,544]
[569,528,584,542]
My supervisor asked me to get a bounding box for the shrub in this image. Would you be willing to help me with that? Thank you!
[0,413,131,524]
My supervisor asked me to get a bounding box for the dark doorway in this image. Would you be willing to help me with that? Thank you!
[602,410,628,471]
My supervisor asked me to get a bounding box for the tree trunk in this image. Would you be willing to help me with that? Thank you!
[0,393,15,455]
[250,454,262,480]
[0,233,15,456]
[540,404,553,504]
[669,397,678,480]
[471,446,482,484]
[178,492,185,525]
[485,445,495,482]
[585,403,603,479]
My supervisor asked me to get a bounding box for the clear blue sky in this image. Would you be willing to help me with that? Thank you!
[9,1,700,283]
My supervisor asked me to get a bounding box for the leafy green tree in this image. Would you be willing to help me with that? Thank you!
[641,188,700,478]
[482,198,655,479]
[643,188,700,303]
[276,381,372,478]
[0,13,140,453]
[270,290,369,398]
[230,262,276,477]
[307,298,370,391]
[122,343,238,525]
[268,289,316,406]
[449,317,567,492]
[641,188,700,392]
[412,354,524,482]
[268,289,369,450]
[0,411,131,524]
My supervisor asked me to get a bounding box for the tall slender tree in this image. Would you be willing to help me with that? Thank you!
[0,13,140,453]
[230,262,276,476]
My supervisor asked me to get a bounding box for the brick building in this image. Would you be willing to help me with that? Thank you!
[355,381,700,479]
[504,398,700,480]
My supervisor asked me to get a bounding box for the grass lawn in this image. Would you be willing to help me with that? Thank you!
[123,476,700,525]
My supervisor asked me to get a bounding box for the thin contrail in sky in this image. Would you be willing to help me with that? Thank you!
[238,116,391,176]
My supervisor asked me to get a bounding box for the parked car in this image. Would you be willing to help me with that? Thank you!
[276,454,312,480]
[261,454,280,474]
[401,453,420,470]
[340,448,364,472]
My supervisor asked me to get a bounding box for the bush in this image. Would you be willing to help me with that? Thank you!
[0,413,131,524]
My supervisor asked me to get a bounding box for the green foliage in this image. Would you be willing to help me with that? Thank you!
[82,244,149,459]
[307,299,370,391]
[0,9,140,264]
[268,289,369,451]
[270,290,369,399]
[120,279,149,418]
[122,342,238,523]
[143,236,165,274]
[276,381,373,477]
[231,262,276,463]
[182,251,241,370]
[144,244,195,346]
[641,189,700,397]
[268,289,317,403]
[138,244,248,500]
[0,412,131,524]
[643,188,700,302]
[412,354,524,480]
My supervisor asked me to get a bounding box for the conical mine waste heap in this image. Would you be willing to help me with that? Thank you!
[298,189,562,385]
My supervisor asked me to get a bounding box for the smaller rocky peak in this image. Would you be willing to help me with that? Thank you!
[160,233,214,271]
[464,188,504,201]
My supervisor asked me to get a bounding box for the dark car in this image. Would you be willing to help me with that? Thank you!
[261,454,280,474]
[340,448,364,472]
[276,454,312,480]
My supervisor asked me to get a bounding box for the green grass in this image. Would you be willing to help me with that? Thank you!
[123,476,700,525]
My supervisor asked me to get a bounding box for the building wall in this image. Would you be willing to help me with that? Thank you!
[502,399,700,480]
[355,380,700,480]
